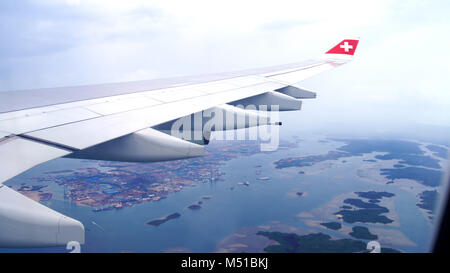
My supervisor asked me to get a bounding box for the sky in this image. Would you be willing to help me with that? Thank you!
[0,0,449,133]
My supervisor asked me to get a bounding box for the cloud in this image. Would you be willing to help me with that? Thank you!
[0,0,449,127]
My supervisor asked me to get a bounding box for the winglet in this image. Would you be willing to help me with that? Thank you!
[325,39,359,56]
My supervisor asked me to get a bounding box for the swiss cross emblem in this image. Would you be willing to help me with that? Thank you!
[339,41,353,52]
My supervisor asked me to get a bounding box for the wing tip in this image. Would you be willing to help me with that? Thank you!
[325,38,360,56]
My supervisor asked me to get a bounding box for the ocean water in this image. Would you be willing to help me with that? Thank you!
[1,136,435,253]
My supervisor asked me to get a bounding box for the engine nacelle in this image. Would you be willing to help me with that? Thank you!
[67,127,205,162]
[0,185,84,248]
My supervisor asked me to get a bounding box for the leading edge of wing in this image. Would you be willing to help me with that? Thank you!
[0,60,321,114]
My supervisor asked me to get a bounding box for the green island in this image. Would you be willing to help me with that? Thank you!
[374,154,441,168]
[380,167,443,187]
[354,191,395,200]
[187,204,202,210]
[336,139,441,168]
[320,222,341,230]
[274,151,350,169]
[426,144,449,159]
[335,139,424,155]
[343,198,386,209]
[334,198,394,224]
[147,212,181,226]
[416,190,438,219]
[256,231,400,253]
[273,140,444,190]
[349,226,378,240]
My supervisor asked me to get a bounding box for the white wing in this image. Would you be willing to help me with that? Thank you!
[0,39,359,248]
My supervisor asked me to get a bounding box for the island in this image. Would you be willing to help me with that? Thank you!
[256,231,399,253]
[273,139,444,190]
[337,140,442,170]
[380,167,443,187]
[354,191,395,202]
[187,203,202,210]
[426,145,449,159]
[320,222,341,230]
[147,212,181,226]
[274,150,351,169]
[417,190,438,219]
[334,198,394,224]
[349,226,378,240]
[374,154,441,168]
[35,139,292,210]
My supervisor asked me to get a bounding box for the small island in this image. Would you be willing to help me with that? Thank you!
[187,203,202,210]
[380,167,443,187]
[349,226,378,240]
[417,190,438,219]
[354,191,395,204]
[355,191,395,200]
[426,144,448,159]
[320,222,342,230]
[256,231,399,253]
[334,198,394,224]
[147,212,181,227]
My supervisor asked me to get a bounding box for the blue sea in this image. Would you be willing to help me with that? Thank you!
[1,135,436,253]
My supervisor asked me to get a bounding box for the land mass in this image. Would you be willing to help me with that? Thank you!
[417,190,438,220]
[320,222,341,230]
[349,226,378,240]
[380,167,443,187]
[334,198,394,224]
[147,212,181,226]
[273,139,444,189]
[256,231,399,253]
[35,140,293,209]
[426,145,448,159]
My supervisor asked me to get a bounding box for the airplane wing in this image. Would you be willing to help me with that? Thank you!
[0,39,359,248]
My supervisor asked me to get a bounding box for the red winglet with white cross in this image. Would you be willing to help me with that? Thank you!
[326,39,359,55]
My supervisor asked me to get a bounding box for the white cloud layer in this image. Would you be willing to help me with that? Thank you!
[0,0,449,128]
